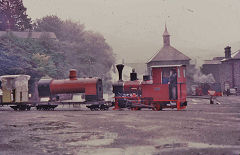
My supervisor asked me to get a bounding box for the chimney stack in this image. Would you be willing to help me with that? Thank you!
[69,69,77,80]
[116,64,124,81]
[224,46,231,59]
[130,68,137,81]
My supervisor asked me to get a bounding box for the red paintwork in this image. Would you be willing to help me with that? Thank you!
[142,84,169,101]
[123,80,141,93]
[177,66,187,101]
[208,90,222,97]
[152,68,162,84]
[50,78,99,95]
[142,66,187,103]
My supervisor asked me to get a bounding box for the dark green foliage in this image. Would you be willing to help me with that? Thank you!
[0,34,66,96]
[34,16,115,92]
[0,15,115,94]
[0,0,32,31]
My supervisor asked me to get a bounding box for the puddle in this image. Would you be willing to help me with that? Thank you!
[78,146,156,155]
[64,115,74,117]
[155,143,188,149]
[69,138,114,146]
[29,121,73,131]
[82,114,99,116]
[78,148,124,155]
[155,141,240,151]
[188,142,240,149]
[67,132,118,147]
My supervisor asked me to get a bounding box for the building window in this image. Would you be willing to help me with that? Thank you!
[183,69,186,78]
[162,68,170,84]
[161,71,162,84]
[178,68,180,78]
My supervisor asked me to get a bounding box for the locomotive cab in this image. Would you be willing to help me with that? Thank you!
[142,65,187,110]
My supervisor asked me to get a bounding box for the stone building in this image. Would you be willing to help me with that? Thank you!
[0,31,57,39]
[202,46,240,92]
[147,26,191,75]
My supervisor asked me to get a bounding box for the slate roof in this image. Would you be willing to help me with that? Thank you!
[203,60,222,65]
[147,26,191,63]
[147,45,191,63]
[221,50,240,62]
[232,50,240,59]
[0,31,57,39]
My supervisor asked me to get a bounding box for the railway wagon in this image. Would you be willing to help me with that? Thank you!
[0,75,32,110]
[112,64,187,110]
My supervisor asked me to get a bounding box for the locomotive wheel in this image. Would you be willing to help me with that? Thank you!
[100,104,109,111]
[18,105,27,111]
[153,104,162,111]
[130,107,141,111]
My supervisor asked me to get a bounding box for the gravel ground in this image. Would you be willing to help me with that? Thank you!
[0,96,240,155]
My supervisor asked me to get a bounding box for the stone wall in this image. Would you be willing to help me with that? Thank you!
[201,64,220,83]
[219,63,233,91]
[233,60,240,91]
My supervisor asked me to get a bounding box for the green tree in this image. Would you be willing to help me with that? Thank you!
[0,34,66,97]
[0,15,115,93]
[33,15,63,39]
[34,16,85,42]
[34,16,116,92]
[0,0,32,31]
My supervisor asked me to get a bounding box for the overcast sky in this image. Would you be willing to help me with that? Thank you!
[23,0,240,63]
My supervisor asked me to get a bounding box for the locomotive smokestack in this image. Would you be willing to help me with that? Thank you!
[69,69,77,80]
[116,64,124,81]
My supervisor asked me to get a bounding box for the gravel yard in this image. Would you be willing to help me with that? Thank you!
[0,96,240,155]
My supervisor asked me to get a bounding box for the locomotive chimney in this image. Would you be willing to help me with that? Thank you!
[224,46,231,59]
[116,64,124,81]
[130,68,137,81]
[69,69,77,80]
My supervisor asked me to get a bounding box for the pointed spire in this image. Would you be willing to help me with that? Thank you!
[163,23,169,36]
[163,24,170,46]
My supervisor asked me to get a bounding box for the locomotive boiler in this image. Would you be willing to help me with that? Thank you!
[38,69,103,102]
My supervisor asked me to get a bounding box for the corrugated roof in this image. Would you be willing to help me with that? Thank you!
[148,45,191,63]
[0,31,57,39]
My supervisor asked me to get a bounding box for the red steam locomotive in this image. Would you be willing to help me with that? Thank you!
[112,64,187,111]
[38,69,103,102]
[37,69,107,110]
